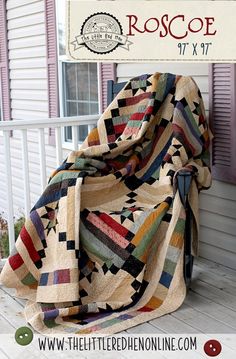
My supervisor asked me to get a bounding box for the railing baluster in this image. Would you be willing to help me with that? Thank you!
[88,124,94,133]
[0,115,99,260]
[77,126,80,144]
[38,128,47,191]
[55,127,63,167]
[72,125,78,151]
[3,130,15,254]
[21,129,31,216]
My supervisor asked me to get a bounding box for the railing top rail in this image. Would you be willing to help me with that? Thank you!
[0,115,100,131]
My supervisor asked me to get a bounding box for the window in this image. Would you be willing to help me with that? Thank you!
[62,62,99,142]
[56,1,100,144]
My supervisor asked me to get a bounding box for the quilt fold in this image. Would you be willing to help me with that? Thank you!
[0,72,211,334]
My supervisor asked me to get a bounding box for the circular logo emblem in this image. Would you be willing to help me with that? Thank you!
[81,12,123,54]
[204,339,222,357]
[15,326,34,346]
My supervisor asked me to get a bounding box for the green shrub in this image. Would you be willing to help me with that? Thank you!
[1,232,9,258]
[0,214,25,258]
[14,216,25,240]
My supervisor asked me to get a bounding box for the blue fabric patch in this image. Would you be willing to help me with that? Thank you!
[53,270,58,285]
[140,138,172,182]
[39,272,49,286]
[44,309,60,320]
[159,270,173,288]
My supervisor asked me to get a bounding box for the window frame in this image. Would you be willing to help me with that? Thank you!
[58,58,101,149]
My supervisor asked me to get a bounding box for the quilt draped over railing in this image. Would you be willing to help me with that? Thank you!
[0,73,211,334]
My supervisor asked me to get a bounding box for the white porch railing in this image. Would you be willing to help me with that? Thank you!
[0,115,99,263]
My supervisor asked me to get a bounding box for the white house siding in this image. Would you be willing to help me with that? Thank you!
[0,0,70,217]
[117,62,236,269]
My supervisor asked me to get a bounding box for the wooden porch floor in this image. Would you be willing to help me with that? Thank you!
[0,257,236,358]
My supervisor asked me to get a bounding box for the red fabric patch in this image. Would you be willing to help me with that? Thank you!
[199,114,205,125]
[114,123,126,134]
[47,211,55,220]
[137,306,153,312]
[145,105,154,115]
[107,134,116,143]
[20,226,41,263]
[126,92,150,106]
[88,140,100,146]
[9,252,24,270]
[130,112,144,121]
[57,269,70,284]
[129,207,138,212]
[99,213,129,237]
[107,159,124,171]
[163,153,171,162]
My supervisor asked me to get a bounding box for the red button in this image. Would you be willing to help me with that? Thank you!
[204,339,222,357]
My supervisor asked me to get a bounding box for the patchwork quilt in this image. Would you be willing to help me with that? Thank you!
[0,73,211,334]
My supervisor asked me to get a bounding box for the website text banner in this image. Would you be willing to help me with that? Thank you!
[66,0,236,62]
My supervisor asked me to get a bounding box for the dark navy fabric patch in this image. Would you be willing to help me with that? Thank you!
[159,270,172,288]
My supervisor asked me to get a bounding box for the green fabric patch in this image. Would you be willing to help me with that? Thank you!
[174,218,185,234]
[112,115,130,125]
[152,167,161,179]
[44,319,60,328]
[155,74,167,101]
[185,106,201,134]
[163,258,176,276]
[21,272,37,286]
[132,205,169,259]
[128,120,141,128]
[41,303,55,310]
[50,172,81,185]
